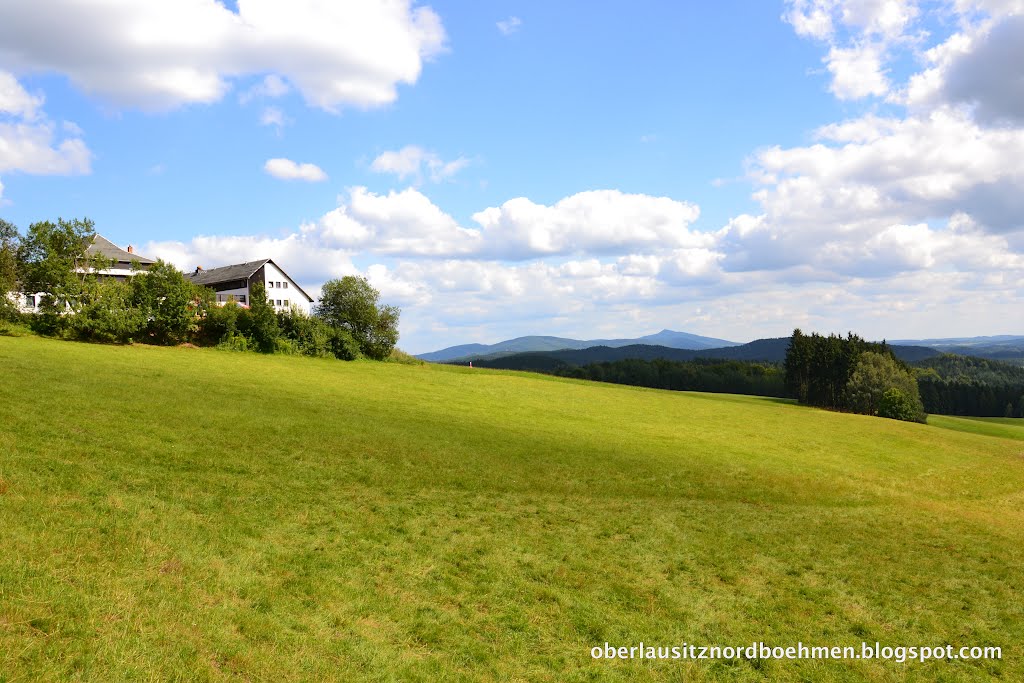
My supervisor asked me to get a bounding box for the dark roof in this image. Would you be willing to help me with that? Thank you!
[87,234,156,264]
[186,259,270,286]
[186,258,314,303]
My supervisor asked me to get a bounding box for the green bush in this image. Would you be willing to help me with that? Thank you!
[197,301,242,346]
[217,332,250,352]
[133,260,210,345]
[879,387,927,423]
[71,279,145,344]
[386,348,425,365]
[277,308,335,358]
[329,327,362,361]
[239,283,279,353]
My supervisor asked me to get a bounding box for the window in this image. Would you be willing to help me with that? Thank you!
[283,282,288,289]
[237,294,247,304]
[24,294,36,307]
[276,300,282,306]
[283,299,289,306]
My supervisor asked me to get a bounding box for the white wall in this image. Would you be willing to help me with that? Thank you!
[6,290,44,313]
[213,287,251,306]
[260,262,312,315]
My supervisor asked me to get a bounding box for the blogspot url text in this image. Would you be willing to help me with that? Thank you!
[591,642,1001,664]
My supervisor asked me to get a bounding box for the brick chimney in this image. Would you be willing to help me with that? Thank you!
[194,266,203,274]
[127,244,135,254]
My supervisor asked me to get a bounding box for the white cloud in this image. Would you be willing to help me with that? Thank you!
[370,145,470,183]
[784,0,922,100]
[263,157,327,182]
[0,121,91,175]
[471,190,705,259]
[315,186,482,256]
[0,0,446,111]
[825,43,889,99]
[0,70,42,119]
[0,71,92,182]
[497,16,522,35]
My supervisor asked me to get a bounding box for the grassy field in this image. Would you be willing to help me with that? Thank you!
[1,334,1023,682]
[930,415,1024,442]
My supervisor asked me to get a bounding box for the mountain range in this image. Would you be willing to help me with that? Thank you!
[416,329,738,362]
[418,331,1024,366]
[463,338,943,373]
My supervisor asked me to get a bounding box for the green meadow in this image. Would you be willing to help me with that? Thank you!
[1,333,1022,682]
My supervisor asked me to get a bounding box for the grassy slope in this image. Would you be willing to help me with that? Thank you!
[930,416,1024,442]
[1,335,1023,682]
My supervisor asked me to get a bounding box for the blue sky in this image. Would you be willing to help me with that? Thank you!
[2,1,1023,353]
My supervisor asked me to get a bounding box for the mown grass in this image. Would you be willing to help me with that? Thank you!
[930,415,1024,442]
[1,334,1023,682]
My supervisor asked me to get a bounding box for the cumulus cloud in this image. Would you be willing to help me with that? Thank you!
[0,70,42,118]
[784,0,921,99]
[0,0,446,111]
[315,186,481,256]
[263,157,327,182]
[825,43,889,99]
[0,71,91,177]
[472,190,704,259]
[908,14,1024,125]
[370,145,470,183]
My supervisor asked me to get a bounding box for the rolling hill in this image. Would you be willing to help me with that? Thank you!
[891,335,1024,364]
[1,333,1021,681]
[417,329,738,362]
[464,338,941,371]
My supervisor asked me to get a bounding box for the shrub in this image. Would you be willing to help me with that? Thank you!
[386,348,425,365]
[197,301,242,346]
[879,387,927,423]
[71,279,145,344]
[329,327,362,361]
[277,308,335,358]
[240,283,278,353]
[133,260,210,345]
[218,332,250,352]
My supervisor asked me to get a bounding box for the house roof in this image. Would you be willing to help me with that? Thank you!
[87,234,156,264]
[186,258,314,303]
[187,259,270,286]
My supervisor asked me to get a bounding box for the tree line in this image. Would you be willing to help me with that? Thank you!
[784,329,926,422]
[552,358,788,397]
[914,355,1024,417]
[0,217,402,361]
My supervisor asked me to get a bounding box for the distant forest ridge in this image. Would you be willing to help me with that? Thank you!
[416,329,739,362]
[456,338,943,370]
[421,332,1024,365]
[456,337,1024,418]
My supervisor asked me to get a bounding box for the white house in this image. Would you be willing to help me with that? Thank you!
[186,258,314,315]
[11,234,156,313]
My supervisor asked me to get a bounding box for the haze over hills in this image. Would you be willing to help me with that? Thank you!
[416,329,738,362]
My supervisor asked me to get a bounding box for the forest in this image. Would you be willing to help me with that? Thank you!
[915,355,1024,417]
[553,358,788,397]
